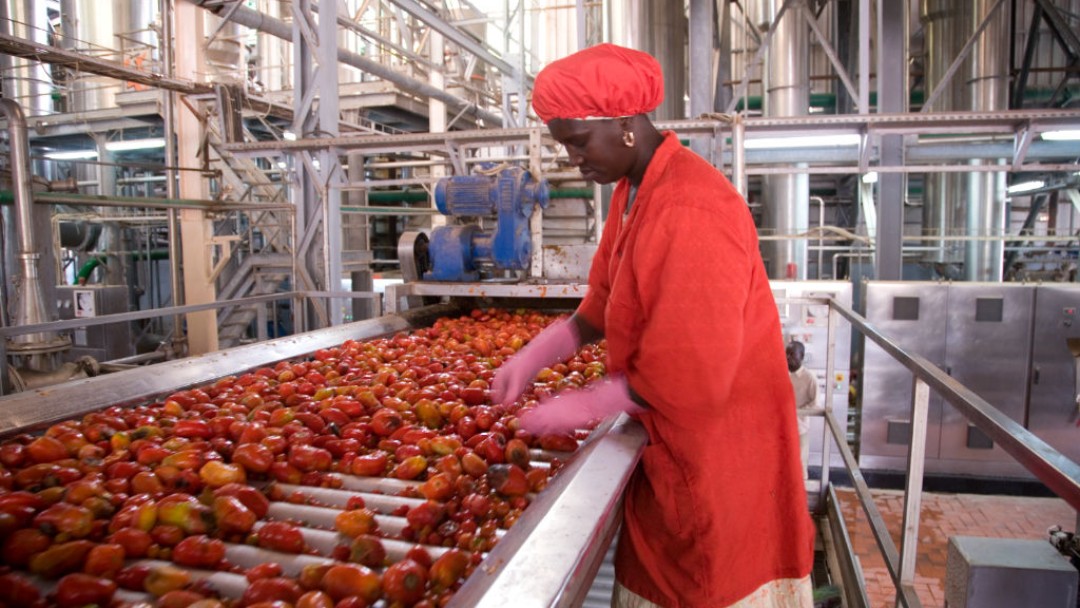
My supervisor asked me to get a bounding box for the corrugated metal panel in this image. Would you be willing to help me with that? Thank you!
[582,541,617,608]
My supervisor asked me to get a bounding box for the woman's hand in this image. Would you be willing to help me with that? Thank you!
[491,318,581,405]
[517,375,644,436]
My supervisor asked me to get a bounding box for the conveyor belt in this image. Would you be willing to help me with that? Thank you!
[0,304,646,606]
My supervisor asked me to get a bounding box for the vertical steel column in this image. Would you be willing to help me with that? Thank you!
[818,304,839,508]
[732,114,747,197]
[898,376,931,605]
[689,0,713,158]
[875,0,907,280]
[160,0,184,347]
[290,0,342,328]
[529,129,543,279]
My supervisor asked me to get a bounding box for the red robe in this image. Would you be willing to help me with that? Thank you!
[576,132,814,607]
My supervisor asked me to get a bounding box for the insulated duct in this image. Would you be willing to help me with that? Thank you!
[761,0,809,279]
[964,0,1008,281]
[921,0,968,267]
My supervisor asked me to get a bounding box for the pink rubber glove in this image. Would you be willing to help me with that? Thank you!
[517,375,645,436]
[491,318,581,405]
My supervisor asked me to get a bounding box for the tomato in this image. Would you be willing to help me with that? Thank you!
[460,452,488,477]
[350,452,388,477]
[158,589,209,608]
[256,521,306,553]
[245,562,284,582]
[320,564,381,603]
[268,461,302,484]
[429,548,470,591]
[370,409,403,437]
[199,460,246,487]
[241,577,303,606]
[83,542,125,577]
[392,454,427,480]
[105,529,152,562]
[405,545,433,569]
[487,463,529,496]
[0,572,41,605]
[28,539,94,578]
[2,527,51,566]
[296,590,335,608]
[288,444,333,473]
[213,483,270,519]
[382,559,428,605]
[213,495,257,535]
[538,433,578,452]
[114,564,152,590]
[231,443,274,473]
[144,564,192,595]
[504,438,530,469]
[173,535,226,568]
[297,563,332,591]
[55,573,117,608]
[419,472,454,501]
[0,443,27,468]
[27,435,70,463]
[348,534,387,568]
[334,508,378,538]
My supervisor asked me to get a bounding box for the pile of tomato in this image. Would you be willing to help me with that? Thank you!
[0,309,607,608]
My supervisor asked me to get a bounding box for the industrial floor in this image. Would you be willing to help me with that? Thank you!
[833,487,1076,608]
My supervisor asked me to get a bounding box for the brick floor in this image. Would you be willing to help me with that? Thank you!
[834,488,1075,608]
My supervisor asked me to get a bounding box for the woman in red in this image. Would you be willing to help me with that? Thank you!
[492,43,814,607]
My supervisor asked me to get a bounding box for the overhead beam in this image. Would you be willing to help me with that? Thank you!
[0,32,211,95]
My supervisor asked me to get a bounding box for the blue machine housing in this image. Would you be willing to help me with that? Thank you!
[426,166,549,281]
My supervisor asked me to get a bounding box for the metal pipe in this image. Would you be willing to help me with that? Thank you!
[161,0,184,346]
[197,1,503,127]
[0,98,62,356]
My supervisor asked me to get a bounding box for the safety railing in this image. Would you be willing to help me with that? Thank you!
[810,295,1080,608]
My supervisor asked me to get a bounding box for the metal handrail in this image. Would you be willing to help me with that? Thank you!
[814,295,1080,608]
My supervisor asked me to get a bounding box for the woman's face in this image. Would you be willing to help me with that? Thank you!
[547,118,636,185]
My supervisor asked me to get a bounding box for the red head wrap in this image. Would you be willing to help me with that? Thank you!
[531,43,664,123]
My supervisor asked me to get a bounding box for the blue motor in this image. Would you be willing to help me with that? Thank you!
[426,166,549,281]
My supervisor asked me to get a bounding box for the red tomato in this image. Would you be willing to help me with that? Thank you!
[107,527,153,558]
[245,562,284,582]
[55,573,117,608]
[231,443,274,473]
[296,590,335,608]
[172,535,226,568]
[382,559,428,605]
[256,521,306,553]
[241,577,303,606]
[213,483,270,518]
[320,564,381,603]
[114,565,152,591]
[350,452,388,477]
[83,543,125,578]
[0,572,41,605]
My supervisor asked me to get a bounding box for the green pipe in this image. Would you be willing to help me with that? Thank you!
[76,249,169,284]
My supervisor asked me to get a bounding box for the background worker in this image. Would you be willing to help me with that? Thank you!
[787,340,818,479]
[493,43,814,608]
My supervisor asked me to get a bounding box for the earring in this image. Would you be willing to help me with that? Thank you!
[623,131,635,148]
